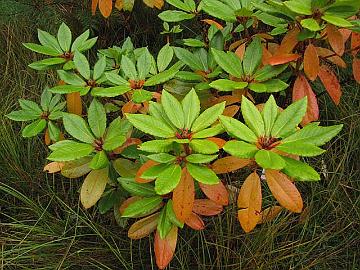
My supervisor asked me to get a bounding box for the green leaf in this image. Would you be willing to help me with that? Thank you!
[6,110,39,121]
[271,97,307,138]
[50,85,89,94]
[158,10,195,22]
[241,97,265,137]
[254,64,288,82]
[157,207,172,239]
[147,153,176,163]
[181,89,200,129]
[89,150,109,170]
[19,99,42,114]
[284,0,312,15]
[161,90,185,129]
[243,37,262,76]
[98,190,123,214]
[91,86,132,97]
[301,18,322,32]
[142,164,171,179]
[57,23,72,52]
[262,95,279,136]
[77,37,98,52]
[63,113,95,143]
[143,67,179,86]
[132,90,153,103]
[28,58,66,70]
[192,124,224,138]
[57,70,86,86]
[37,29,62,53]
[48,140,94,161]
[139,140,174,153]
[183,38,205,47]
[94,56,107,81]
[155,164,182,195]
[281,156,320,181]
[122,196,163,218]
[174,47,203,71]
[121,55,138,80]
[261,79,289,93]
[137,49,152,80]
[103,118,130,151]
[276,141,325,156]
[321,14,353,28]
[223,140,259,158]
[48,121,60,141]
[282,123,343,146]
[23,43,60,56]
[166,200,184,228]
[71,30,90,52]
[73,51,90,80]
[255,149,285,169]
[211,48,243,78]
[21,119,47,137]
[88,99,106,138]
[191,102,225,132]
[209,79,248,91]
[126,114,175,138]
[186,163,219,184]
[40,88,52,111]
[119,177,156,196]
[60,156,92,178]
[189,139,219,154]
[105,72,129,86]
[166,0,193,12]
[201,0,236,22]
[113,158,140,177]
[219,115,257,143]
[157,43,174,72]
[186,154,217,164]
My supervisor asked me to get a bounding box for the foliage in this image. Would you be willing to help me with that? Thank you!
[5,1,359,268]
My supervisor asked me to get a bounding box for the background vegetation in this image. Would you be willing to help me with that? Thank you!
[0,0,359,269]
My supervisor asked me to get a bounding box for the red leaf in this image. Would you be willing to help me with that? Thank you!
[192,199,223,216]
[326,25,345,56]
[268,54,300,65]
[99,0,112,18]
[172,168,195,222]
[304,44,319,81]
[318,65,342,105]
[154,227,178,270]
[353,58,360,83]
[292,74,319,125]
[262,46,273,65]
[184,212,205,230]
[276,27,300,54]
[199,181,229,206]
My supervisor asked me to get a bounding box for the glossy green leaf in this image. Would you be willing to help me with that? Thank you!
[186,154,217,164]
[209,79,248,91]
[157,44,174,72]
[241,97,265,137]
[158,10,195,22]
[147,153,176,163]
[223,140,259,158]
[181,89,200,129]
[122,196,163,218]
[211,48,243,78]
[276,141,325,156]
[186,163,219,184]
[255,149,285,169]
[48,140,94,161]
[155,164,182,195]
[63,113,95,143]
[189,139,219,154]
[219,115,257,143]
[119,177,156,196]
[191,102,225,132]
[262,95,278,136]
[161,90,185,129]
[281,156,320,181]
[21,119,47,137]
[57,23,72,52]
[88,99,106,138]
[126,114,175,138]
[89,150,109,170]
[243,37,262,76]
[73,51,90,80]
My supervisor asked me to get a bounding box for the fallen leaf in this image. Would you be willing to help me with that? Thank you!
[316,47,346,68]
[276,27,300,55]
[44,128,51,145]
[201,19,223,30]
[223,105,239,117]
[235,43,246,60]
[91,0,99,15]
[351,32,360,56]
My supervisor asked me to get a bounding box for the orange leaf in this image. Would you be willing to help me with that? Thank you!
[318,65,342,105]
[135,160,159,183]
[211,156,251,174]
[113,138,142,154]
[154,0,165,9]
[66,92,82,115]
[122,100,141,114]
[154,226,178,270]
[91,0,99,15]
[119,196,141,215]
[268,54,300,65]
[265,170,303,213]
[201,19,223,30]
[292,74,319,125]
[338,28,352,43]
[258,205,283,224]
[99,0,112,18]
[44,128,51,145]
[206,137,226,148]
[184,212,205,230]
[198,181,229,206]
[353,58,360,83]
[209,95,240,106]
[351,32,360,56]
[235,43,246,60]
[262,46,272,65]
[172,168,194,222]
[114,0,123,10]
[276,27,300,55]
[222,105,239,117]
[128,212,160,239]
[192,199,223,216]
[316,47,346,68]
[237,172,262,232]
[326,25,345,56]
[43,162,64,173]
[303,44,319,81]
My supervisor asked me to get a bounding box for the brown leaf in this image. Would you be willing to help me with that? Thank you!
[209,95,240,106]
[122,100,142,114]
[172,168,194,222]
[199,181,229,206]
[262,46,273,65]
[235,43,246,60]
[326,25,345,56]
[298,206,310,224]
[184,212,205,230]
[339,28,352,43]
[304,44,319,81]
[318,65,342,105]
[99,0,112,18]
[128,212,160,239]
[91,0,99,15]
[44,128,51,145]
[135,160,159,183]
[353,58,360,83]
[201,19,223,30]
[43,162,64,173]
[66,92,82,115]
[211,156,251,174]
[316,47,346,68]
[154,226,178,270]
[351,32,360,56]
[265,170,303,213]
[292,74,319,125]
[237,172,262,232]
[223,105,239,117]
[276,27,300,55]
[268,54,300,65]
[258,205,283,224]
[192,199,223,216]
[206,137,226,148]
